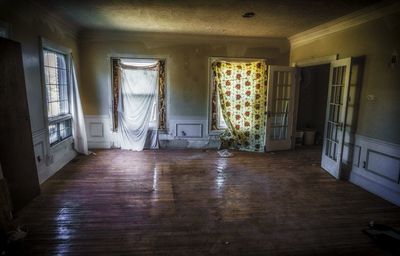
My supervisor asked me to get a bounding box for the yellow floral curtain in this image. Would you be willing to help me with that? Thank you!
[212,61,267,152]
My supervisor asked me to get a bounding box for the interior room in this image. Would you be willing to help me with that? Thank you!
[296,64,330,145]
[1,0,400,255]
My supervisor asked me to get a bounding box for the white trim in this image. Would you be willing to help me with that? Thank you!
[348,134,400,206]
[40,38,73,150]
[85,115,112,149]
[289,1,400,49]
[32,128,47,138]
[291,55,338,67]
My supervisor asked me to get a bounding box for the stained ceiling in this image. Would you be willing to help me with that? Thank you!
[31,0,382,37]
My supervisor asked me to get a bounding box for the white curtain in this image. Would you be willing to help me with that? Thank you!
[117,61,159,151]
[69,56,89,155]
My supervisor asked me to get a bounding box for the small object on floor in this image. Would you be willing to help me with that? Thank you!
[363,221,400,253]
[7,226,28,242]
[217,149,233,158]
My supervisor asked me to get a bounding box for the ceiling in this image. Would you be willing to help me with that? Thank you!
[32,0,382,37]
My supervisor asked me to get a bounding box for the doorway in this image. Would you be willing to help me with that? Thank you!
[297,64,330,147]
[295,57,364,179]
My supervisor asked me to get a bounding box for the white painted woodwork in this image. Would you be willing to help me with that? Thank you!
[321,58,352,179]
[349,135,400,206]
[265,66,297,152]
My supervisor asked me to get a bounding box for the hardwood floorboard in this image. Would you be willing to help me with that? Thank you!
[7,147,400,255]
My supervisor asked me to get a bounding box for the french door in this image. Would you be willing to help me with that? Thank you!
[321,58,352,178]
[265,66,297,151]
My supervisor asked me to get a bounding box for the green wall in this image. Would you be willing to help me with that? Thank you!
[291,14,400,144]
[78,31,290,121]
[0,0,80,133]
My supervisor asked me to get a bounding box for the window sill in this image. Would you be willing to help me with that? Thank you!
[49,136,73,152]
[48,114,72,124]
[209,129,226,136]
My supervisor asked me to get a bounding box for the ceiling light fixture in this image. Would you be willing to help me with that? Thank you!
[242,12,255,18]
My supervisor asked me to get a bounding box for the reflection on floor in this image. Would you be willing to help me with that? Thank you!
[10,147,400,255]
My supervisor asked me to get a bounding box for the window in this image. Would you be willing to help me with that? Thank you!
[111,58,166,132]
[43,49,72,146]
[121,59,159,128]
[209,57,267,133]
[0,21,10,38]
[216,92,227,129]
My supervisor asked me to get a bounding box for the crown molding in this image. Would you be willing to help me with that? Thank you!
[289,1,400,49]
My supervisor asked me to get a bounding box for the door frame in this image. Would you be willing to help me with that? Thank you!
[321,57,352,179]
[291,55,338,149]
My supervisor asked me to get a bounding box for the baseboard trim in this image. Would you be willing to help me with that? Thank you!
[350,171,400,206]
[347,134,400,206]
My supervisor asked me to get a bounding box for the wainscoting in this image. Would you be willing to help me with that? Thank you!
[85,115,112,149]
[32,128,76,184]
[346,134,400,206]
[84,115,220,149]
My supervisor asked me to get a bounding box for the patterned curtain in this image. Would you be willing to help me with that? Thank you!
[158,60,166,130]
[212,61,267,152]
[112,59,121,132]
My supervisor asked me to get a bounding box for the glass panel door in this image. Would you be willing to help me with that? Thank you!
[265,66,296,151]
[321,58,352,178]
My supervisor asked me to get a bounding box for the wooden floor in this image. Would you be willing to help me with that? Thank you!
[9,147,400,255]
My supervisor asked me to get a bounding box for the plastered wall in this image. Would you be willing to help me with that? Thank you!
[0,0,80,133]
[78,31,290,127]
[291,13,400,144]
[0,0,80,183]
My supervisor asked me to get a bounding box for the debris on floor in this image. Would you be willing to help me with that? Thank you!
[7,226,28,242]
[217,149,233,158]
[363,221,400,254]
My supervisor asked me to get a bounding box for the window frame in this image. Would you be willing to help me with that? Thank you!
[40,38,73,148]
[110,57,167,132]
[208,57,268,135]
[0,21,11,39]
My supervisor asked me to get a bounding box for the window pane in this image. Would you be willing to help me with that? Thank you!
[43,49,69,119]
[49,123,58,145]
[49,118,72,146]
[59,119,72,140]
[60,100,69,115]
[58,68,67,85]
[57,53,66,69]
[48,67,58,85]
[48,102,59,118]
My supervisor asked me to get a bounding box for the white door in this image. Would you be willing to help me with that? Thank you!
[321,58,352,179]
[265,66,297,151]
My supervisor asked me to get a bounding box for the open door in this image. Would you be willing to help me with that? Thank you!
[0,38,40,211]
[265,66,297,151]
[321,58,352,179]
